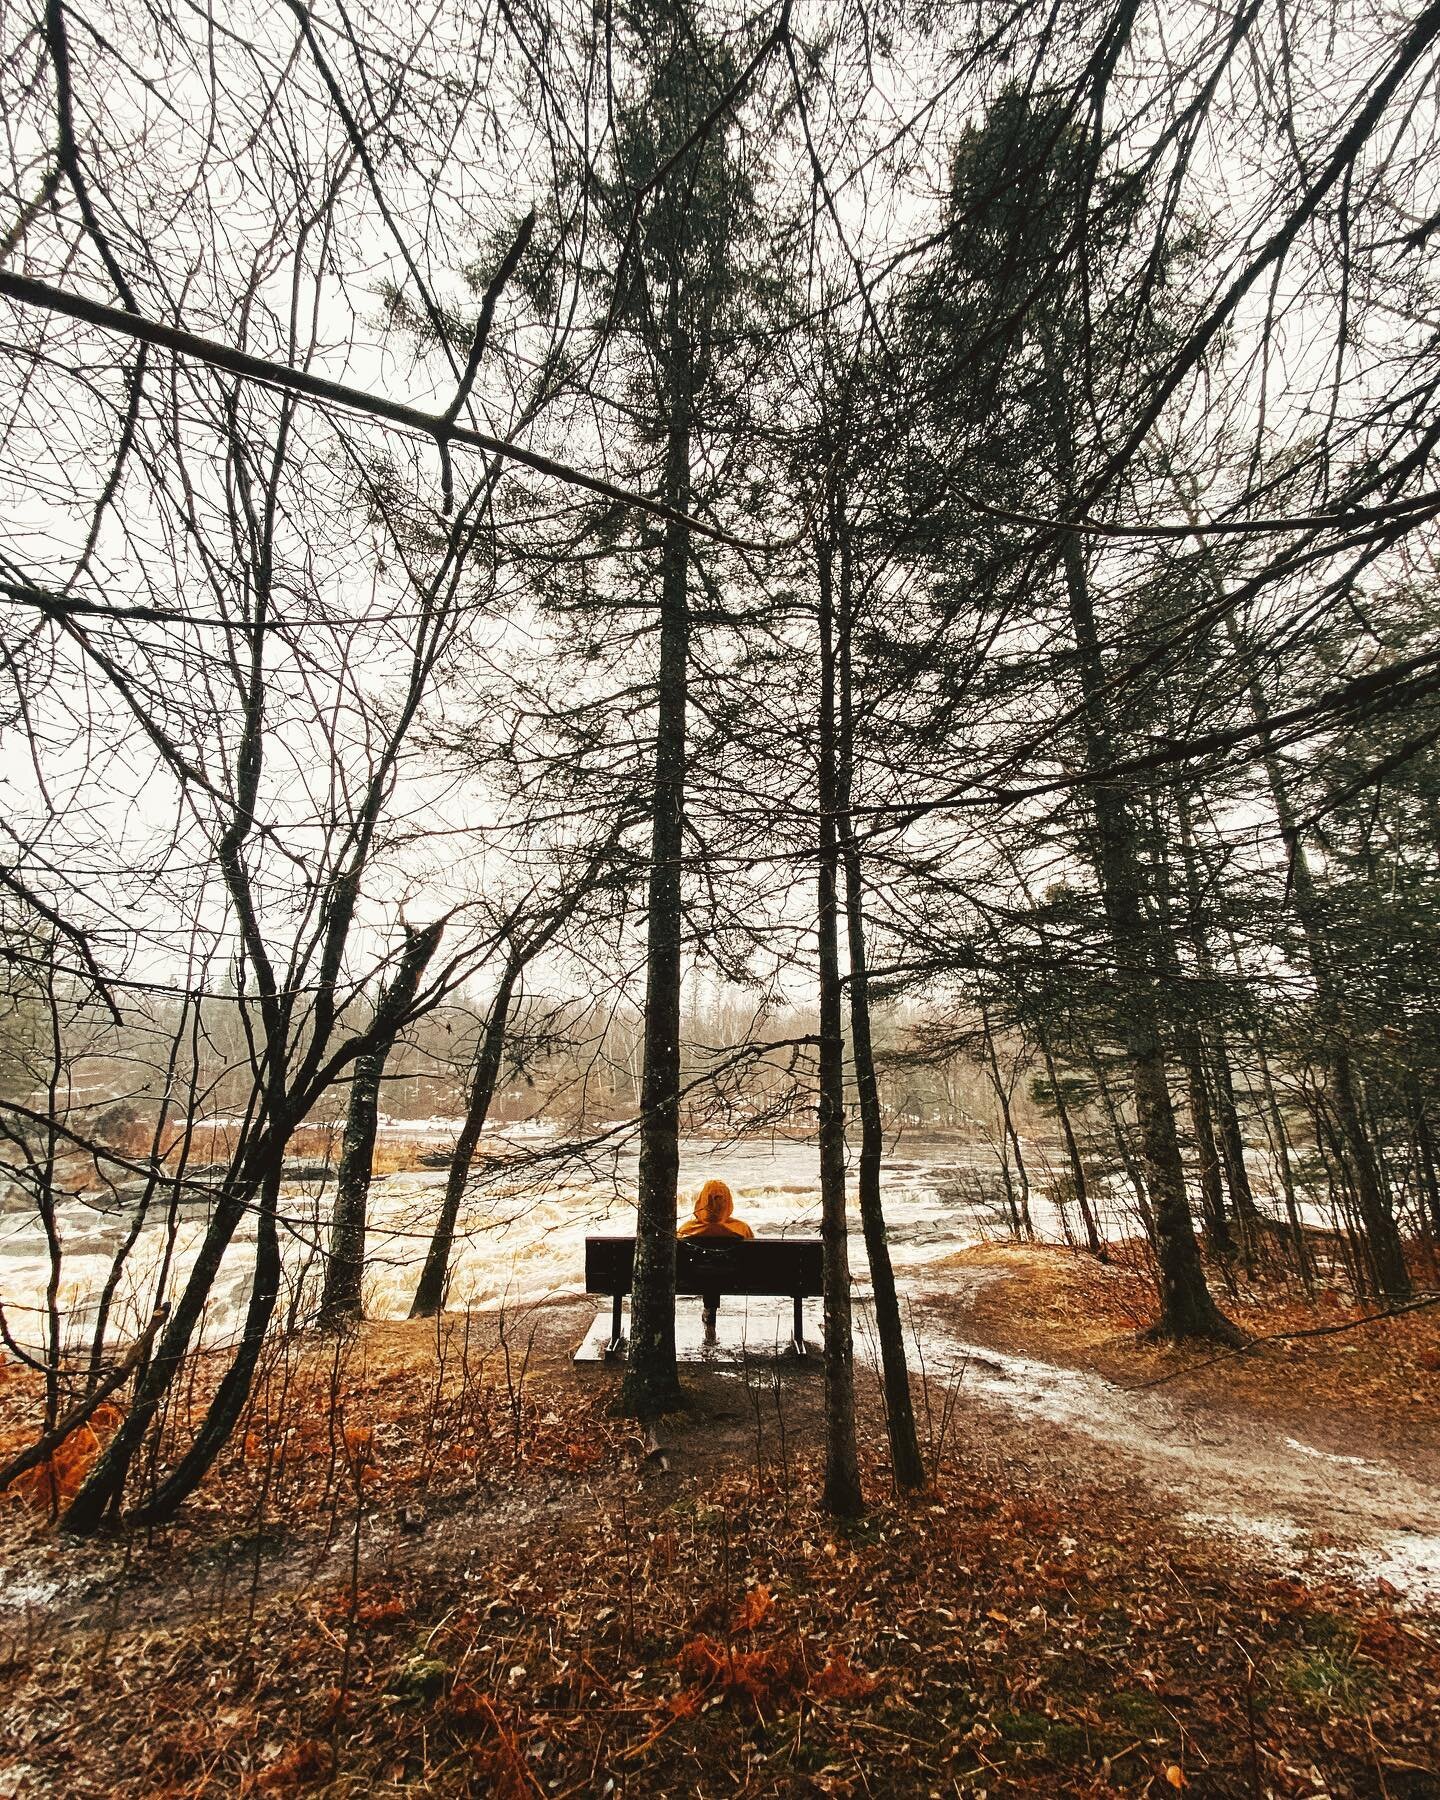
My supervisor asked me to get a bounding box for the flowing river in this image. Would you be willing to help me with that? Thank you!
[1,1125,1082,1351]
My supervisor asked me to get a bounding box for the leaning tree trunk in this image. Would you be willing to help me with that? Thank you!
[413,838,621,1320]
[837,583,925,1491]
[63,1128,287,1533]
[125,1164,284,1526]
[618,344,690,1419]
[411,963,519,1319]
[320,921,444,1328]
[817,531,863,1518]
[123,921,444,1528]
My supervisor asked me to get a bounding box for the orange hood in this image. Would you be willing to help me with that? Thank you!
[691,1179,735,1227]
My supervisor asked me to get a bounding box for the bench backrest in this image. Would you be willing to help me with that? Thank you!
[585,1234,823,1298]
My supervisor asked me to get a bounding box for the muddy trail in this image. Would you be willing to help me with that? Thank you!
[908,1257,1440,1608]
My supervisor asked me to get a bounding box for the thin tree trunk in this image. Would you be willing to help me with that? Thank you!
[320,921,443,1328]
[1148,799,1234,1265]
[125,1164,284,1526]
[1223,921,1314,1289]
[1210,1047,1261,1268]
[1081,1028,1154,1238]
[1183,1047,1234,1261]
[1178,480,1407,1299]
[837,542,925,1492]
[1,1306,167,1497]
[63,1137,283,1532]
[1408,1074,1440,1244]
[979,1001,1032,1239]
[1040,1035,1104,1258]
[816,530,863,1518]
[1174,790,1261,1270]
[124,922,444,1527]
[411,965,518,1319]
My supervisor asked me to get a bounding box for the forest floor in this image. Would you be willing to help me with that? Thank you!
[1,1245,1437,1798]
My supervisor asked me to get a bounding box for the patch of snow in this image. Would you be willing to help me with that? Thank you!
[573,1295,819,1366]
[1359,1532,1440,1605]
[1182,1508,1308,1562]
[1282,1435,1383,1473]
[0,1571,66,1613]
[1183,1512,1440,1607]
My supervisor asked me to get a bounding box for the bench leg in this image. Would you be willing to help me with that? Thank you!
[605,1291,625,1358]
[791,1295,806,1358]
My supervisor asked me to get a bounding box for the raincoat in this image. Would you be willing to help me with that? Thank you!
[678,1179,754,1240]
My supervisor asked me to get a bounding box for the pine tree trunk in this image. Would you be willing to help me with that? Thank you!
[1148,799,1234,1265]
[1044,344,1233,1340]
[619,340,690,1418]
[1057,528,1236,1339]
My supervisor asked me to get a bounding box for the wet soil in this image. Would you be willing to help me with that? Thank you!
[911,1243,1440,1605]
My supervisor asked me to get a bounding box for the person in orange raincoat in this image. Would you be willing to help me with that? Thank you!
[678,1179,752,1335]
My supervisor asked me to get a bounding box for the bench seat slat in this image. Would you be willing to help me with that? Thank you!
[585,1234,823,1297]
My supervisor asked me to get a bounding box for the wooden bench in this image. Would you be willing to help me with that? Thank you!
[585,1235,823,1359]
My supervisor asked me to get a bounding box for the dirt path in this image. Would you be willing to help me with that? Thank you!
[905,1248,1440,1607]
